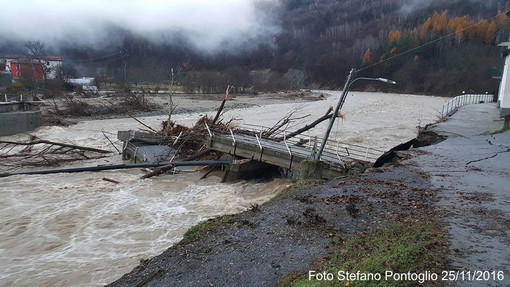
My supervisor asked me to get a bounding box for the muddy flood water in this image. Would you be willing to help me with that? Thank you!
[0,91,446,286]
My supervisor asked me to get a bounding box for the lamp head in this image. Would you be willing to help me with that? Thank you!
[377,78,396,85]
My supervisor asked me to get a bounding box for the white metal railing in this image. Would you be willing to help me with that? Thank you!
[236,124,384,162]
[1,94,35,102]
[323,140,384,162]
[173,131,182,146]
[255,134,263,151]
[442,94,495,118]
[229,128,236,147]
[283,132,292,157]
[204,122,212,137]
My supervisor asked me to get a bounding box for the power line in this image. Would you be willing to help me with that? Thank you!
[357,13,502,73]
[76,56,125,65]
[70,51,123,64]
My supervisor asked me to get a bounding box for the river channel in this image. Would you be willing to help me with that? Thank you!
[0,91,445,286]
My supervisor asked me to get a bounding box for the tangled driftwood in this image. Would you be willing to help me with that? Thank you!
[0,136,112,170]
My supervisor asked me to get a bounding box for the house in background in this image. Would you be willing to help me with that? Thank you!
[0,54,63,82]
[0,59,10,87]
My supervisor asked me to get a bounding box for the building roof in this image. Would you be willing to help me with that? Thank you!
[0,54,63,61]
[40,56,63,61]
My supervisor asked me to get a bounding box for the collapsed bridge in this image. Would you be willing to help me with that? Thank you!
[206,124,384,180]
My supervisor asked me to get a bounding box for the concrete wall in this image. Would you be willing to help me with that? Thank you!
[0,110,42,136]
[498,48,510,116]
[1,103,23,113]
[0,101,37,112]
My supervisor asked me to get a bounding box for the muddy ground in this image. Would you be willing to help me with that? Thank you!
[109,160,446,287]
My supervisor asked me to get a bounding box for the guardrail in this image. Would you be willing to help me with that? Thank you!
[228,124,384,162]
[1,94,34,102]
[325,140,384,162]
[441,94,495,118]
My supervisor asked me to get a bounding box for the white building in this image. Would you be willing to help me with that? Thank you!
[40,56,63,80]
[496,30,510,127]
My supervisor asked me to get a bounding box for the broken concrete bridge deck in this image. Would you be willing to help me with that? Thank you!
[207,133,357,180]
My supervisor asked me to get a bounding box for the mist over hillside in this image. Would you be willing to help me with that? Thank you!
[1,0,509,95]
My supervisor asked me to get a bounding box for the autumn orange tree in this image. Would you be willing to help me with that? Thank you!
[418,10,508,45]
[432,11,448,34]
[388,30,401,42]
[362,48,372,65]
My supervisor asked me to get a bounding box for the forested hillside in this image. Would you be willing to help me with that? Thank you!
[4,0,510,96]
[276,0,510,95]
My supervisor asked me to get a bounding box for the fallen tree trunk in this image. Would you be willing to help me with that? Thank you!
[0,160,235,178]
[182,148,213,161]
[102,177,120,184]
[200,165,217,179]
[140,163,176,179]
[212,85,232,125]
[126,113,159,133]
[274,107,334,141]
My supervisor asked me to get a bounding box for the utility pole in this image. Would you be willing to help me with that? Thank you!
[168,68,175,122]
[121,49,129,86]
[314,69,395,160]
[315,68,356,160]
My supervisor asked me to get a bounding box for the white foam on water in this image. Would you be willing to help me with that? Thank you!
[0,170,289,286]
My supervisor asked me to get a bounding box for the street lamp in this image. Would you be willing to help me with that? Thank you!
[314,68,396,160]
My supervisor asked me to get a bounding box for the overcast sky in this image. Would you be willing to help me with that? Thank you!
[0,0,279,53]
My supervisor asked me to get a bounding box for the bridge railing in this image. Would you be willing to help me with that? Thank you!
[441,94,495,118]
[324,140,384,162]
[219,124,384,162]
[278,132,383,162]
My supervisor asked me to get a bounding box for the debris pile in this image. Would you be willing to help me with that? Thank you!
[158,115,228,159]
[0,135,112,171]
[46,89,159,121]
[152,87,336,164]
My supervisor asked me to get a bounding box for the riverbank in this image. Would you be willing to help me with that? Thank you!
[110,103,509,286]
[40,90,324,124]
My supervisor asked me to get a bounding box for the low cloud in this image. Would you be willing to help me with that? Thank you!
[399,0,498,16]
[0,0,280,53]
[399,0,435,15]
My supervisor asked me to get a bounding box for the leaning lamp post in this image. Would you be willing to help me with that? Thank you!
[314,68,396,160]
